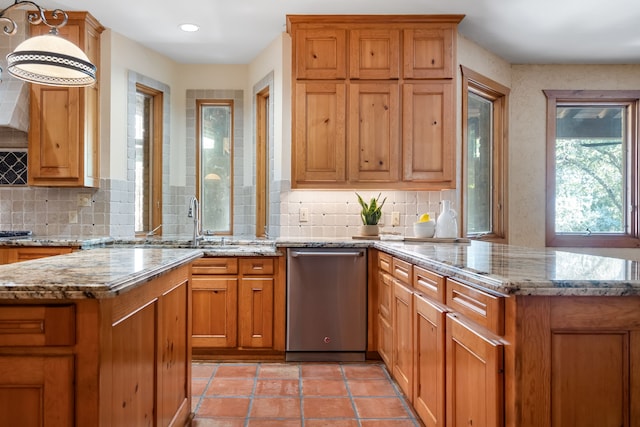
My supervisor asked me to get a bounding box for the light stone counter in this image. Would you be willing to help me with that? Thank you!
[0,247,202,299]
[0,235,113,248]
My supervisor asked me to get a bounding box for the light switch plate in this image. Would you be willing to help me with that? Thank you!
[391,211,400,226]
[299,207,309,222]
[69,211,78,224]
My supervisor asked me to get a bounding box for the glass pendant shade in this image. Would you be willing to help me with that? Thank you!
[6,32,96,87]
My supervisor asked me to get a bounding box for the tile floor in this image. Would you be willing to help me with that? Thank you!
[191,362,423,427]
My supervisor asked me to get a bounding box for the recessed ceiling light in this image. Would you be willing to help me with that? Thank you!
[179,23,200,33]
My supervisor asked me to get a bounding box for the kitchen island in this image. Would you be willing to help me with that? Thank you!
[0,248,202,427]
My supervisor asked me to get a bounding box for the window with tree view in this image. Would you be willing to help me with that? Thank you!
[545,90,640,247]
[198,100,233,235]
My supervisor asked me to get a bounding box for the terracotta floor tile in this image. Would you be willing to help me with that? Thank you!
[192,363,217,378]
[303,397,356,418]
[348,379,397,396]
[191,418,246,427]
[258,363,300,379]
[342,364,388,380]
[255,379,299,396]
[206,378,255,396]
[302,379,349,396]
[304,419,360,427]
[192,378,209,396]
[246,419,303,427]
[249,397,301,418]
[353,397,411,418]
[360,420,420,427]
[215,364,258,378]
[300,364,344,379]
[197,397,251,418]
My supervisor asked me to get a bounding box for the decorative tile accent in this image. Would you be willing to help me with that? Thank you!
[0,151,27,185]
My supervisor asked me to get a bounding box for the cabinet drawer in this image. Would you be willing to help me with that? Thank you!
[392,257,412,285]
[239,258,275,275]
[446,278,504,335]
[413,266,445,303]
[192,257,238,275]
[0,305,75,346]
[378,251,392,274]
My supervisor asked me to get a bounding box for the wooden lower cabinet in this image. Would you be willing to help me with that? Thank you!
[446,313,504,427]
[191,256,285,358]
[0,247,73,264]
[392,279,414,400]
[0,355,74,427]
[0,263,191,427]
[377,270,394,368]
[413,292,447,427]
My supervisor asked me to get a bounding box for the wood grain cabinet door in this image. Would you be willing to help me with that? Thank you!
[402,82,455,187]
[192,276,238,348]
[446,313,504,427]
[294,28,347,80]
[0,355,74,427]
[349,29,400,79]
[403,26,455,79]
[413,293,447,427]
[378,271,394,369]
[238,278,274,348]
[349,82,400,183]
[392,279,414,400]
[294,82,347,185]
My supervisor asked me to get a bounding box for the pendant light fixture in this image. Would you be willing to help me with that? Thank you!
[0,0,96,87]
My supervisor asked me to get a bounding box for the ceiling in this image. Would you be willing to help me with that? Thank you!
[45,0,640,65]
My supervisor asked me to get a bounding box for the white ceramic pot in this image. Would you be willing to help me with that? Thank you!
[360,224,380,236]
[413,220,436,238]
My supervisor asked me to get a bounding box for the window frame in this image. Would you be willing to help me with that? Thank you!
[461,66,509,243]
[196,98,235,235]
[134,83,163,237]
[544,90,640,248]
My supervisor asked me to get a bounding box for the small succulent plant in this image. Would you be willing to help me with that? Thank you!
[356,193,387,225]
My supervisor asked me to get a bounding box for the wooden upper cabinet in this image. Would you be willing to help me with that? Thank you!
[349,29,400,79]
[294,82,347,184]
[294,28,347,80]
[349,82,400,182]
[402,81,455,186]
[403,26,455,79]
[28,12,103,187]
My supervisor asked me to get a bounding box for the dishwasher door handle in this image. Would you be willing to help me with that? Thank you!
[290,250,364,258]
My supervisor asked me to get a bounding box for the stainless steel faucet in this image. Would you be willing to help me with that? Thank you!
[188,196,203,247]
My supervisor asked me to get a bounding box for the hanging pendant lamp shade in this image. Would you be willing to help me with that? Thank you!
[6,31,96,87]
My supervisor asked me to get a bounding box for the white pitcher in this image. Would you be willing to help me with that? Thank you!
[435,200,458,238]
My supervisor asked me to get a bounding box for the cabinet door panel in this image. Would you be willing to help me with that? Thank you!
[0,355,74,427]
[350,29,400,79]
[414,293,446,427]
[551,332,627,427]
[446,313,503,427]
[403,27,454,79]
[294,83,347,184]
[295,28,347,79]
[378,314,393,370]
[403,82,455,185]
[239,278,274,348]
[192,277,238,348]
[393,280,414,400]
[349,83,399,183]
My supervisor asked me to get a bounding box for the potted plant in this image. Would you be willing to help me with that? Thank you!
[356,192,386,236]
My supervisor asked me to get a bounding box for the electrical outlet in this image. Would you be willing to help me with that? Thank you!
[77,193,92,207]
[299,207,309,222]
[391,211,400,226]
[69,211,78,224]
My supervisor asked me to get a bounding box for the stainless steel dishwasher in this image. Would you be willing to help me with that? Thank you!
[286,247,367,362]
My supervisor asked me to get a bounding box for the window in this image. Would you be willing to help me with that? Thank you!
[545,90,640,247]
[461,66,509,241]
[134,84,162,236]
[197,99,233,235]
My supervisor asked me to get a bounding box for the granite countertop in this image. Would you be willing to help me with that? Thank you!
[373,240,640,297]
[0,247,202,299]
[0,235,114,248]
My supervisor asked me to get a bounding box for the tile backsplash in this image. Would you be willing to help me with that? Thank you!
[278,189,457,238]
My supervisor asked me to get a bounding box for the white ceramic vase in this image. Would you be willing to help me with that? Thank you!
[360,224,380,236]
[434,200,458,238]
